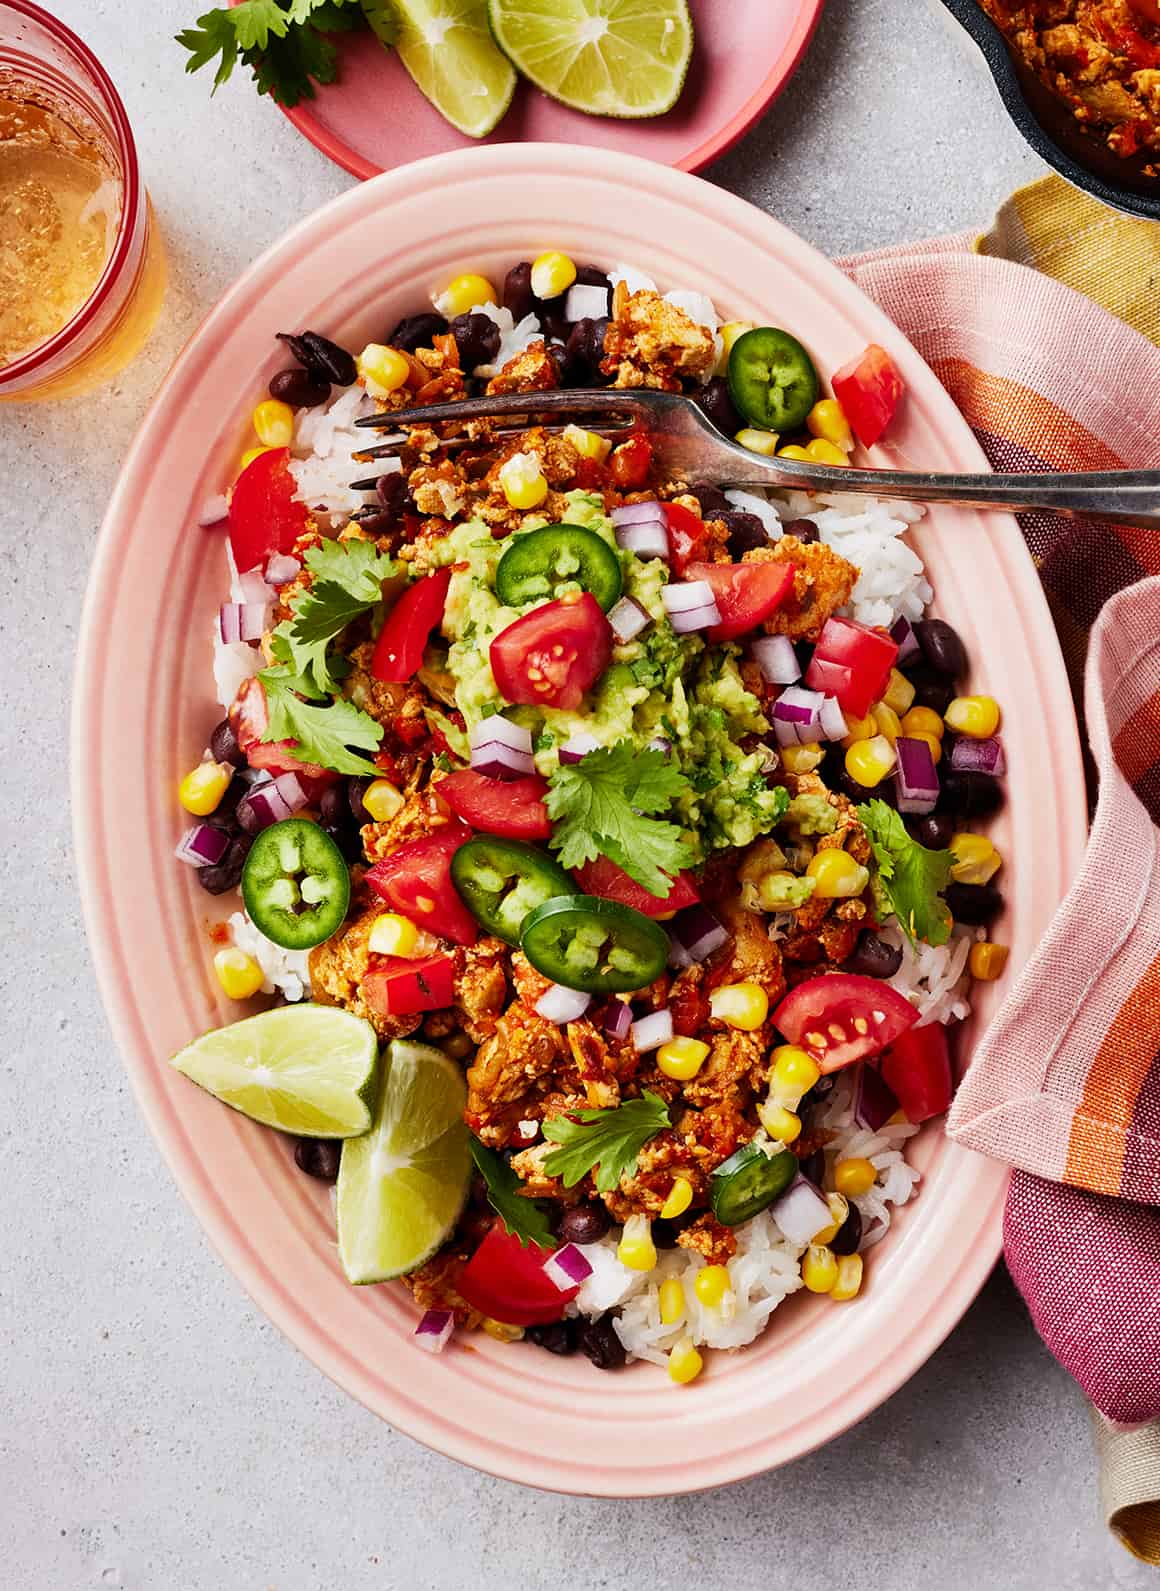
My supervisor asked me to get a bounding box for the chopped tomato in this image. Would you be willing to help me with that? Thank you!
[831,345,905,450]
[437,770,551,841]
[805,616,898,720]
[228,676,336,784]
[685,559,795,643]
[670,978,710,1037]
[575,855,700,917]
[457,1224,570,1326]
[372,567,453,683]
[609,433,652,491]
[663,502,710,577]
[363,953,456,1018]
[490,592,612,711]
[879,1022,953,1123]
[571,457,609,492]
[227,447,309,574]
[365,826,478,945]
[772,973,918,1073]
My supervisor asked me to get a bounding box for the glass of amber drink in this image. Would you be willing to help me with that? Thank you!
[0,1,165,401]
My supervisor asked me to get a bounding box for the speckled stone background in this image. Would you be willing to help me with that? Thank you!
[3,2,1155,1587]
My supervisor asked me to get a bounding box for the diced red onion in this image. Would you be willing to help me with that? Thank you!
[773,685,825,725]
[238,569,276,603]
[890,615,921,665]
[237,771,309,834]
[631,1009,673,1052]
[469,716,535,779]
[612,500,667,528]
[469,715,533,756]
[949,735,1006,777]
[771,1175,833,1247]
[668,602,720,634]
[662,580,714,614]
[564,282,611,322]
[543,1243,593,1291]
[535,984,591,1025]
[219,602,270,644]
[264,553,301,586]
[667,934,693,970]
[413,1308,455,1353]
[592,997,632,1040]
[608,595,650,643]
[894,735,940,814]
[854,1063,900,1132]
[647,735,671,756]
[670,904,726,963]
[198,493,230,528]
[750,635,800,685]
[772,717,800,749]
[819,695,848,742]
[174,823,230,867]
[559,731,601,764]
[616,522,670,560]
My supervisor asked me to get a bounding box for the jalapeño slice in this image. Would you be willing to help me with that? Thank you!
[495,523,623,612]
[727,326,819,435]
[241,818,350,951]
[710,1142,798,1226]
[520,894,669,995]
[450,837,578,946]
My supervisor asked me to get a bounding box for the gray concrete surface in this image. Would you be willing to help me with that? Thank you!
[2,1,1153,1587]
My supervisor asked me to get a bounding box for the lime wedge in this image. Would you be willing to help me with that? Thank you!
[487,0,693,119]
[390,0,517,138]
[337,1040,471,1284]
[171,1004,378,1137]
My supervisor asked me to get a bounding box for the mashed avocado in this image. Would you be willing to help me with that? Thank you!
[785,793,839,836]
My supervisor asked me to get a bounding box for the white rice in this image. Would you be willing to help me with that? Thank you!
[815,1070,923,1250]
[883,922,975,1027]
[227,909,312,1003]
[470,301,546,378]
[288,384,387,519]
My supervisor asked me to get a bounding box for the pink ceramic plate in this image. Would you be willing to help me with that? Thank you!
[268,0,825,179]
[74,145,1087,1496]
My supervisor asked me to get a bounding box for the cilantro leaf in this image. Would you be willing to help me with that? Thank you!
[542,1093,671,1194]
[258,664,383,775]
[177,0,366,106]
[856,798,953,946]
[545,742,693,897]
[468,1139,553,1250]
[273,540,398,695]
[303,538,398,598]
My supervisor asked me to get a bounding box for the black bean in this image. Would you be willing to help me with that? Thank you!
[938,769,1005,820]
[844,930,904,980]
[562,316,610,383]
[910,812,956,850]
[690,483,731,516]
[275,331,316,369]
[376,472,410,522]
[914,619,967,680]
[830,1202,863,1256]
[268,366,330,408]
[298,331,357,386]
[539,303,571,345]
[319,785,347,826]
[195,834,252,895]
[294,1137,342,1183]
[695,376,742,436]
[209,717,246,769]
[321,821,363,865]
[350,506,393,537]
[556,1203,610,1246]
[207,774,245,827]
[447,312,501,370]
[388,312,448,352]
[503,262,535,322]
[650,1216,691,1250]
[578,1315,627,1370]
[526,1319,578,1357]
[799,1150,825,1187]
[836,767,896,808]
[782,517,820,544]
[719,509,769,556]
[907,665,954,715]
[347,776,373,825]
[945,882,1004,924]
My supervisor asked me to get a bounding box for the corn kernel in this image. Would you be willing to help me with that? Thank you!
[179,760,233,816]
[252,398,295,448]
[362,778,404,822]
[716,319,755,374]
[755,870,801,910]
[617,1213,657,1272]
[659,1277,686,1325]
[806,398,854,451]
[239,444,274,472]
[530,250,577,300]
[950,832,1002,885]
[213,947,265,1001]
[945,694,1001,738]
[561,423,611,462]
[357,342,410,396]
[368,912,420,957]
[668,1336,704,1384]
[776,444,811,460]
[736,427,779,456]
[657,1036,710,1081]
[481,1317,525,1342]
[771,1044,821,1101]
[840,711,877,746]
[709,982,769,1031]
[802,1244,839,1294]
[805,436,848,467]
[806,847,871,899]
[882,667,916,715]
[906,729,942,766]
[433,272,497,317]
[498,451,549,509]
[830,1252,864,1302]
[844,735,897,789]
[660,1175,693,1221]
[812,1192,850,1245]
[780,741,825,774]
[758,1103,801,1144]
[834,1156,877,1197]
[901,705,944,740]
[970,940,1009,980]
[694,1265,733,1308]
[872,702,902,746]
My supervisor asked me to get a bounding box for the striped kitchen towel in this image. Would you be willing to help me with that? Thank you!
[839,173,1160,1562]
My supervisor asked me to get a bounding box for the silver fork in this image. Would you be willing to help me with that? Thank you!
[351,387,1160,529]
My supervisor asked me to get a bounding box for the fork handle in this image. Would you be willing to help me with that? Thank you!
[722,460,1160,529]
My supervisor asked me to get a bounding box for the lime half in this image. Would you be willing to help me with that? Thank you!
[171,1004,377,1137]
[488,0,693,119]
[337,1040,471,1284]
[391,0,517,137]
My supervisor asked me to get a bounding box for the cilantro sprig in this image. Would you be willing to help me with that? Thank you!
[857,799,953,946]
[258,664,383,776]
[468,1138,553,1250]
[271,539,398,696]
[177,0,389,107]
[545,742,693,897]
[542,1093,671,1194]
